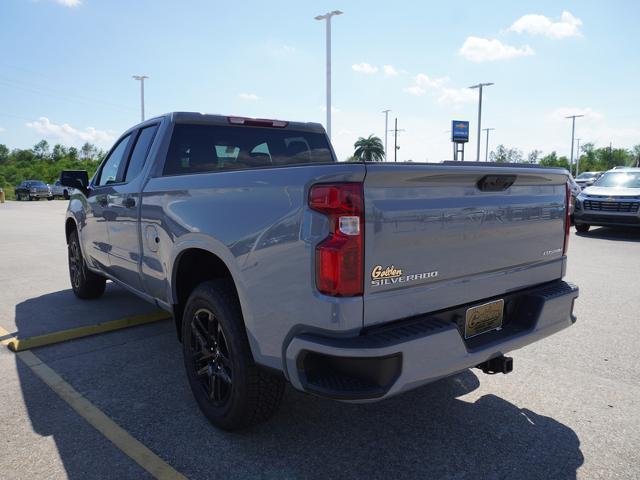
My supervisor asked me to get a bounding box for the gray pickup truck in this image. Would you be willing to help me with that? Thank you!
[61,112,579,430]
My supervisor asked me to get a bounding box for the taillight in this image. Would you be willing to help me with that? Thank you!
[563,182,571,255]
[309,183,364,296]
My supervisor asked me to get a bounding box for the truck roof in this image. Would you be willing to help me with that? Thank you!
[140,112,326,134]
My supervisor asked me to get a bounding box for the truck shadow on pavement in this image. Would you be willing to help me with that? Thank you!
[12,283,159,338]
[13,291,584,480]
[576,226,640,242]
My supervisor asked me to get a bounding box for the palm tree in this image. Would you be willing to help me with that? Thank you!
[354,135,385,162]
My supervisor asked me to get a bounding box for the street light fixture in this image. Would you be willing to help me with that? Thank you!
[482,127,495,162]
[132,75,149,122]
[565,114,584,174]
[315,10,343,140]
[469,82,494,161]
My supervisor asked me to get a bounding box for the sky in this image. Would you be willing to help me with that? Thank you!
[0,0,638,162]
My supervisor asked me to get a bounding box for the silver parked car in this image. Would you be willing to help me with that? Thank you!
[575,171,603,189]
[49,180,70,199]
[574,168,640,232]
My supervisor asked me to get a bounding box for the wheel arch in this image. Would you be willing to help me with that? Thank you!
[170,247,247,343]
[65,216,78,243]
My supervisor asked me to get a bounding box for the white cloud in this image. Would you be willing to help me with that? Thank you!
[437,87,476,105]
[352,62,378,74]
[238,93,259,101]
[459,37,534,62]
[404,74,475,106]
[0,127,5,132]
[383,65,399,77]
[509,11,583,39]
[266,43,296,58]
[415,73,448,88]
[25,117,113,146]
[55,0,82,6]
[404,85,426,96]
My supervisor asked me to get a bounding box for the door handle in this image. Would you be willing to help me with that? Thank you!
[124,197,136,208]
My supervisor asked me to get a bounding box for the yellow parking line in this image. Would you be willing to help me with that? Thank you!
[0,325,187,480]
[7,310,172,352]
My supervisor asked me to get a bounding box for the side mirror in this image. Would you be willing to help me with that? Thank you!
[60,170,89,193]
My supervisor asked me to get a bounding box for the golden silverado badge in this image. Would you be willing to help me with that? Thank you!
[370,265,438,287]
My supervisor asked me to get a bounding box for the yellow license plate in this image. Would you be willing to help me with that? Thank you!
[465,299,504,339]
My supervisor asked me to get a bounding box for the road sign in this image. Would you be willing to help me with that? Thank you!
[452,120,469,143]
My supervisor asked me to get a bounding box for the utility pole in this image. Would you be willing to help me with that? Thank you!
[382,109,391,160]
[315,10,343,140]
[469,82,494,161]
[575,138,581,175]
[565,114,584,174]
[132,75,148,122]
[482,127,495,162]
[388,118,405,162]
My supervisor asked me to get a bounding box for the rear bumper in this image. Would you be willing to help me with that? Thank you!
[285,281,578,402]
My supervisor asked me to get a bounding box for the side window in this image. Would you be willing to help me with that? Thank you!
[95,134,131,186]
[125,125,158,182]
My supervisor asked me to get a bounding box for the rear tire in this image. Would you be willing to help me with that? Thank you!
[68,230,106,299]
[575,224,590,233]
[182,280,285,431]
[63,190,70,200]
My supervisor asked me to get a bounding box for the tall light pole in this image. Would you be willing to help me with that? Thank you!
[132,75,148,122]
[565,114,584,174]
[469,82,494,161]
[575,138,581,175]
[315,10,343,140]
[382,109,391,160]
[388,118,405,163]
[482,127,495,162]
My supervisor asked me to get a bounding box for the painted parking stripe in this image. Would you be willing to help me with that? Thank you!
[0,326,187,480]
[7,310,171,352]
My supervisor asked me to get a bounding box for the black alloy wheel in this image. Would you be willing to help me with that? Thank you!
[189,308,233,407]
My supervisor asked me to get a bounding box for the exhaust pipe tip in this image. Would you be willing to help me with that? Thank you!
[476,355,513,375]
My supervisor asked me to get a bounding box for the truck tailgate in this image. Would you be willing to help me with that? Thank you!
[363,163,568,327]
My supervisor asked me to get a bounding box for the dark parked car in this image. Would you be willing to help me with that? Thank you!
[14,180,53,201]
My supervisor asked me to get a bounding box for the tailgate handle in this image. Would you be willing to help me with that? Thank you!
[477,175,516,192]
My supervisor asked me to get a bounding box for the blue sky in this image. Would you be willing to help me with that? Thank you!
[0,0,638,162]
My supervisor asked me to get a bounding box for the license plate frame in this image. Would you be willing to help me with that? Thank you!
[464,299,504,339]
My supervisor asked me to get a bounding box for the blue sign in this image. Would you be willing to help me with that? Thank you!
[452,120,469,143]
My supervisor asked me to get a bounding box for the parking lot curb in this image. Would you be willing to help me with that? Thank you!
[6,311,172,352]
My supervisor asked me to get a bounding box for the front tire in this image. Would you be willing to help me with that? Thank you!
[182,280,285,430]
[68,230,106,299]
[575,224,590,233]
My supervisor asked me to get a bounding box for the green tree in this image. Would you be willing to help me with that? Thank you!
[0,144,9,165]
[354,135,385,162]
[33,140,50,160]
[52,144,68,162]
[489,145,524,163]
[527,149,542,164]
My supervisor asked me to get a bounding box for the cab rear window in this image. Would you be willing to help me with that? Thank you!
[163,124,333,175]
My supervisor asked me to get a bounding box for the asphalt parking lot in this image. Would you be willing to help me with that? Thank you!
[1,200,639,480]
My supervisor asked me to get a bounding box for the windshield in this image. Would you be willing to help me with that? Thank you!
[26,181,46,187]
[576,172,597,179]
[594,172,640,188]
